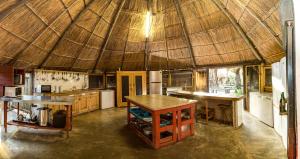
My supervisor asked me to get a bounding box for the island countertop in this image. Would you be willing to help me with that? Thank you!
[0,95,74,105]
[167,90,245,101]
[125,94,197,111]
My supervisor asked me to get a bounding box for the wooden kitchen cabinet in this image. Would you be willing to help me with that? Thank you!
[79,95,88,113]
[48,90,100,116]
[117,71,147,107]
[87,92,99,111]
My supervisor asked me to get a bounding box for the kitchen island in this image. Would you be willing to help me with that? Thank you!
[126,95,197,149]
[1,95,74,136]
[167,90,244,128]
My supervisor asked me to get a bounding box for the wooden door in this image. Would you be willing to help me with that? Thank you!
[117,72,132,107]
[117,71,146,107]
[132,72,147,96]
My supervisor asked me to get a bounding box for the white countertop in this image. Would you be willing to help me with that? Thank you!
[167,90,244,101]
[0,95,74,105]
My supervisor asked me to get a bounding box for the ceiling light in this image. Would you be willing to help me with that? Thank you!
[145,11,152,38]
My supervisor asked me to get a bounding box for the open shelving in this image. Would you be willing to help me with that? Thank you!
[8,120,66,130]
[127,107,177,149]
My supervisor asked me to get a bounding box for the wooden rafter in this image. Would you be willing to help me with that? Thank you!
[0,0,26,22]
[120,15,133,71]
[211,0,264,63]
[38,0,94,68]
[173,0,196,68]
[144,0,152,70]
[163,12,170,70]
[69,0,113,70]
[58,0,74,21]
[233,0,282,45]
[196,1,225,64]
[92,0,126,72]
[6,0,78,65]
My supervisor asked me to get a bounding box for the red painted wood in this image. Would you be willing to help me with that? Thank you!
[126,98,196,149]
[4,101,8,132]
[127,101,131,124]
[0,65,14,96]
[177,104,196,141]
[190,104,195,135]
[152,111,160,149]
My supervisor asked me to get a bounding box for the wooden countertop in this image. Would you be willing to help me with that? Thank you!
[34,89,101,96]
[0,95,74,105]
[125,95,197,111]
[167,90,244,101]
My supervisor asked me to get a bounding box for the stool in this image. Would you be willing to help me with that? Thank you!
[218,104,231,125]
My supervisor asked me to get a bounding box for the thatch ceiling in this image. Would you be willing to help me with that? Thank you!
[0,0,284,72]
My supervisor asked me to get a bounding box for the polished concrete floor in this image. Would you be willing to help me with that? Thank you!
[0,108,287,159]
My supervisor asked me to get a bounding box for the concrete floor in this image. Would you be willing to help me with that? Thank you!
[0,108,287,159]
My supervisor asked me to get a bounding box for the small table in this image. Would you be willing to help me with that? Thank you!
[125,95,197,149]
[1,95,74,137]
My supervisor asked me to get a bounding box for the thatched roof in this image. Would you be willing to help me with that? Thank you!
[0,0,284,72]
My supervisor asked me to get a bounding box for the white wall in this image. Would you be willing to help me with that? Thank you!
[272,57,288,148]
[295,0,300,156]
[34,70,89,93]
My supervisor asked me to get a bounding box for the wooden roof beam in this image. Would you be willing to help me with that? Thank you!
[92,0,126,73]
[121,19,132,70]
[38,0,93,69]
[7,0,79,66]
[0,0,26,22]
[144,0,152,70]
[233,0,282,45]
[173,0,196,68]
[211,0,264,63]
[69,0,113,70]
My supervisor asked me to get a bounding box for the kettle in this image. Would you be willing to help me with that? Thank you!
[37,107,52,126]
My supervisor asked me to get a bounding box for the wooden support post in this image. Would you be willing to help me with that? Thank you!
[65,105,72,137]
[232,101,236,128]
[190,104,195,135]
[205,100,208,124]
[177,109,182,140]
[127,101,131,124]
[152,111,160,149]
[172,110,177,142]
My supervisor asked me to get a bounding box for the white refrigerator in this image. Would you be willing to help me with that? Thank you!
[149,71,162,95]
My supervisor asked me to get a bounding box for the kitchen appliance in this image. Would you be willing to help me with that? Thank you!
[41,85,51,93]
[4,86,22,97]
[100,90,115,109]
[53,110,66,128]
[37,107,51,126]
[149,71,162,95]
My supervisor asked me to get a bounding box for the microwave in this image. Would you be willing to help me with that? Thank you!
[41,85,51,93]
[4,86,22,97]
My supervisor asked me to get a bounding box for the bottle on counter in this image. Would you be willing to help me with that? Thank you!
[279,92,287,113]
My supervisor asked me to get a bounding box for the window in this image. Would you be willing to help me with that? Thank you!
[209,67,243,95]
